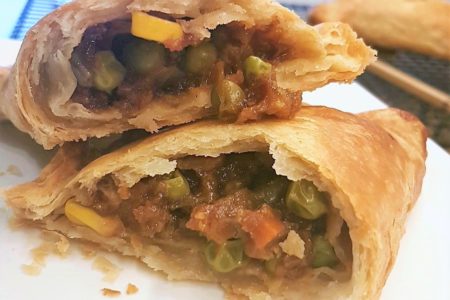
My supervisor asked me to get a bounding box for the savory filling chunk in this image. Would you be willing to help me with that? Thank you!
[70,12,301,121]
[64,152,352,282]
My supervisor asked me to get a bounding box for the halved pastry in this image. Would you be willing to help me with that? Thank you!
[0,0,375,149]
[0,67,8,120]
[5,106,426,299]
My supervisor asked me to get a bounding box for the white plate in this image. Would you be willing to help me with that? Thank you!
[1,40,449,300]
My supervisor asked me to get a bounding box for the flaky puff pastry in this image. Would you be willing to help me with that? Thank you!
[0,0,375,149]
[309,0,450,60]
[5,106,426,299]
[0,67,8,120]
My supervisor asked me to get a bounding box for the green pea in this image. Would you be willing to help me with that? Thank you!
[204,240,244,273]
[312,235,338,268]
[243,55,272,82]
[122,39,166,74]
[264,254,281,275]
[185,42,218,74]
[285,180,327,220]
[211,80,245,120]
[163,170,190,201]
[93,51,126,93]
[253,176,289,205]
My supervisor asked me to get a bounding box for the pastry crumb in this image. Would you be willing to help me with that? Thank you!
[101,288,121,297]
[21,232,71,276]
[92,256,121,282]
[279,230,305,259]
[21,263,42,276]
[126,283,139,295]
[6,165,22,177]
[30,243,53,265]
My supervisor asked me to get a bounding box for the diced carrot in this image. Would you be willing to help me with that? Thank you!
[240,205,285,250]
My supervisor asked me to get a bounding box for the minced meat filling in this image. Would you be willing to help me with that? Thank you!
[67,152,351,277]
[70,13,301,121]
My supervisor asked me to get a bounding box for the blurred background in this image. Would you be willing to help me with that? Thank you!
[0,0,448,152]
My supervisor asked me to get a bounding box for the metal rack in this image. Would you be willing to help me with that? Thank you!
[10,0,59,39]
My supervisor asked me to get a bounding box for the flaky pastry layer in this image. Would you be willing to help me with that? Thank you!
[6,106,426,299]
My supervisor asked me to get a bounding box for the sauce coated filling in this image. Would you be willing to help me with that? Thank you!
[66,152,352,280]
[70,13,301,121]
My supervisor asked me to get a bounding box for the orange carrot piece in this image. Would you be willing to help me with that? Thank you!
[240,205,285,249]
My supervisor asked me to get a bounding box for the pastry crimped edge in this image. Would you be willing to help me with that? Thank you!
[0,0,375,149]
[5,106,426,299]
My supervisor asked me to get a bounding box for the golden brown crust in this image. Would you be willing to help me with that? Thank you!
[0,0,375,149]
[5,106,427,299]
[6,143,86,219]
[0,67,9,120]
[0,67,9,90]
[309,0,450,60]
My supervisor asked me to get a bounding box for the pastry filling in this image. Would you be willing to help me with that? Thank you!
[70,11,301,121]
[65,152,352,282]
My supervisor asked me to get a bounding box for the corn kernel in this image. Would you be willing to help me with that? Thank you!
[131,11,183,44]
[64,200,123,237]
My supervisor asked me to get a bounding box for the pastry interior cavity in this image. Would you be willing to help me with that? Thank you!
[64,152,352,284]
[69,14,301,122]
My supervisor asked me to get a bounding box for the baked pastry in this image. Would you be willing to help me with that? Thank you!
[0,67,8,89]
[0,67,8,120]
[5,106,426,299]
[309,0,450,60]
[0,0,375,149]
